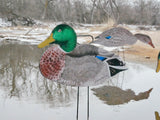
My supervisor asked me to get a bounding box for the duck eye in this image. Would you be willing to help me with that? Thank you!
[58,29,62,32]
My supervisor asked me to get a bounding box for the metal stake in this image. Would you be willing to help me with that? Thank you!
[87,86,89,120]
[76,86,80,120]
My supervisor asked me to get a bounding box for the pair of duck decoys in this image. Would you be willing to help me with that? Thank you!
[93,26,160,74]
[38,24,155,86]
[38,24,132,86]
[38,24,155,120]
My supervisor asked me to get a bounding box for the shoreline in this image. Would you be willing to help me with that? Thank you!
[0,24,159,71]
[119,44,159,70]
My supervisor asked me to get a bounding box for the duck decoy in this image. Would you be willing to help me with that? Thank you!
[92,27,155,48]
[38,24,127,120]
[155,111,160,120]
[156,52,160,72]
[38,24,127,86]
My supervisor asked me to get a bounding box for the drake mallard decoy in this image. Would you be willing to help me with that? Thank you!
[38,24,127,120]
[38,24,127,86]
[92,27,155,48]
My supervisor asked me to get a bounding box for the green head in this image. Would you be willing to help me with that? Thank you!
[38,24,77,52]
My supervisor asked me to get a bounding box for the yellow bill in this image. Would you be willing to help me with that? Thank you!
[156,60,160,73]
[155,111,160,120]
[38,33,55,48]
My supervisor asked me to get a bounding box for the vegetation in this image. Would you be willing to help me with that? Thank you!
[0,0,160,25]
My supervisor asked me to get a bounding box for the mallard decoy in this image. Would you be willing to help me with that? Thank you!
[38,24,127,86]
[38,24,127,120]
[92,27,155,48]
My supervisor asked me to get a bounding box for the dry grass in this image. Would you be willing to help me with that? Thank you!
[90,18,117,32]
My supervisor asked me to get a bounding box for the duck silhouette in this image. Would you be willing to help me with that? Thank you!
[92,86,153,105]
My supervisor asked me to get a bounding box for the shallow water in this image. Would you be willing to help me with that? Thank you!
[0,43,160,120]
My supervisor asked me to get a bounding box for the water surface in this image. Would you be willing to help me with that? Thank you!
[0,43,160,120]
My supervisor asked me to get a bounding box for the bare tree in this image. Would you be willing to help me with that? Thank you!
[41,0,49,19]
[90,0,97,24]
[0,0,159,25]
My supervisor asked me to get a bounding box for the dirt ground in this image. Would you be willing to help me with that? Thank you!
[119,30,160,70]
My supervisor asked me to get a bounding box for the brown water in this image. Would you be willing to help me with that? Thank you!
[0,43,160,120]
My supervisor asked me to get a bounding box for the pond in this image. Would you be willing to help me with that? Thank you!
[0,43,159,120]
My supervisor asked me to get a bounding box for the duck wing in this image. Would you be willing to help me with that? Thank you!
[93,27,137,47]
[60,54,110,86]
[67,44,114,58]
[58,44,115,86]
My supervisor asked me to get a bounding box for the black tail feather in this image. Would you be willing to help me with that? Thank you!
[109,66,127,77]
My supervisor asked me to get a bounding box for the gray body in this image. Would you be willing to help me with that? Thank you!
[54,44,124,86]
[60,55,110,86]
[68,44,114,57]
[93,27,137,47]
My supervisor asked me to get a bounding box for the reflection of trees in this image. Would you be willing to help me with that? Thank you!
[92,86,153,105]
[0,43,76,107]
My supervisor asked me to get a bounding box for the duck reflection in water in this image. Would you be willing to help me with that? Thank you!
[92,86,153,105]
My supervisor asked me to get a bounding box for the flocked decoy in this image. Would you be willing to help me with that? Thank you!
[92,27,155,48]
[38,24,127,120]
